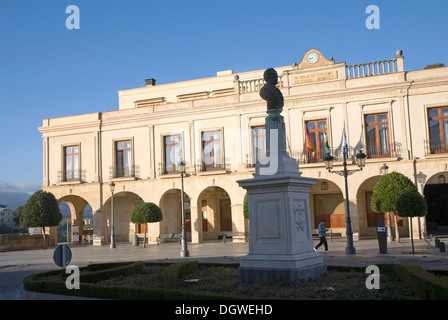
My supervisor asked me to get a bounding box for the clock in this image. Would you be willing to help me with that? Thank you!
[307,52,319,64]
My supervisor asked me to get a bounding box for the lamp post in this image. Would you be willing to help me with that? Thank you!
[179,160,189,257]
[109,181,116,249]
[324,149,366,255]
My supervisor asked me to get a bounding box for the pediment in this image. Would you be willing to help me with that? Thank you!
[296,49,335,69]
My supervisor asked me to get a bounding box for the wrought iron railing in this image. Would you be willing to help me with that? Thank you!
[424,139,448,155]
[365,142,402,159]
[109,165,140,179]
[57,170,86,183]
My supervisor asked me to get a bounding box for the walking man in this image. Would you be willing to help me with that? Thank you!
[315,219,329,252]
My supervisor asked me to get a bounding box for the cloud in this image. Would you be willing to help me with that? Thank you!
[0,181,41,195]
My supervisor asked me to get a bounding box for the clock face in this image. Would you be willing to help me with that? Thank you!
[307,52,319,64]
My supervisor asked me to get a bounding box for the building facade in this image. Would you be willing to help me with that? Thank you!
[39,49,448,245]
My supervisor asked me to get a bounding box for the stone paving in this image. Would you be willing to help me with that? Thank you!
[1,236,447,300]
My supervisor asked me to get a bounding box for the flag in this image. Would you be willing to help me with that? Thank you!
[324,128,331,155]
[343,122,348,158]
[305,130,315,157]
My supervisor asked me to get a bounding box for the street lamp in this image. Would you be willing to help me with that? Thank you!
[109,181,116,249]
[380,163,389,175]
[179,160,189,257]
[324,149,366,255]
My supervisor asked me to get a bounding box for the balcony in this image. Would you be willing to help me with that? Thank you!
[57,170,86,184]
[424,139,448,155]
[365,142,402,159]
[197,162,229,173]
[109,165,140,180]
[291,147,353,165]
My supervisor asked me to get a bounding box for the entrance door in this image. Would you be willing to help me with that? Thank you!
[220,199,232,231]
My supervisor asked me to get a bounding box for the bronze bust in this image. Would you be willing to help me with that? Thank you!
[260,68,284,111]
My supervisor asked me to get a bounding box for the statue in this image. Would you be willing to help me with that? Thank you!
[259,68,284,111]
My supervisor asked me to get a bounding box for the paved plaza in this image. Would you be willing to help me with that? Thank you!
[1,237,447,300]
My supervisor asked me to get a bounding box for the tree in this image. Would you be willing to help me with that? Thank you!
[243,198,249,219]
[371,172,418,243]
[396,191,427,253]
[14,205,24,225]
[425,63,445,69]
[20,190,62,248]
[130,202,163,247]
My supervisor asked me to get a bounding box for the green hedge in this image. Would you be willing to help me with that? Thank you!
[379,264,448,299]
[24,261,448,300]
[163,261,198,289]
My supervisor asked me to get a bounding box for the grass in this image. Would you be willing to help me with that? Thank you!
[97,264,417,300]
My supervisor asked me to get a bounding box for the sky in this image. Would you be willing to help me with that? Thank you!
[0,0,447,195]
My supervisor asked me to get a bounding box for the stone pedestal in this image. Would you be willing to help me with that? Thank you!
[237,109,326,283]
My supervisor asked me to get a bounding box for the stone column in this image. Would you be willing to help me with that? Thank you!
[190,205,203,243]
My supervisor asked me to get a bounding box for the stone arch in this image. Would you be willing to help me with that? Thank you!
[355,175,382,237]
[309,179,344,230]
[197,186,233,241]
[159,188,191,240]
[102,191,144,244]
[57,195,91,243]
[423,171,448,230]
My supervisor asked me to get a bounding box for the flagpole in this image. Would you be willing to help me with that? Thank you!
[323,123,363,255]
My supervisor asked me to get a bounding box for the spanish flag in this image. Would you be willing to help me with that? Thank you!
[305,130,315,157]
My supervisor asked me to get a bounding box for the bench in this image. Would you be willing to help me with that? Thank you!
[157,233,182,245]
[223,232,248,243]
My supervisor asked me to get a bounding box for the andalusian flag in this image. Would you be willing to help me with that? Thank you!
[305,130,315,157]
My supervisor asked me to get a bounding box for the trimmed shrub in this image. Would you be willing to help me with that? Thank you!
[163,261,198,289]
[379,264,448,299]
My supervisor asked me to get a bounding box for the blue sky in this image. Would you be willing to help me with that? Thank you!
[0,0,447,195]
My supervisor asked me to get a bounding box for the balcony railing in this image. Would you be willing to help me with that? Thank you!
[424,139,448,155]
[197,162,230,173]
[346,57,402,79]
[109,165,140,179]
[234,74,284,94]
[57,170,86,183]
[365,142,402,159]
[291,147,353,165]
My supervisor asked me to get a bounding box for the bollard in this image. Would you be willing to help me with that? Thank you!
[435,238,440,248]
[132,234,139,247]
[440,242,446,253]
[376,217,387,254]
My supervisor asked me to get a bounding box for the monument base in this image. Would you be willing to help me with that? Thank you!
[237,251,327,283]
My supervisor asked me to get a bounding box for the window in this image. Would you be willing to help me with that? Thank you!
[115,140,132,177]
[365,113,390,158]
[64,145,79,181]
[201,130,222,171]
[164,135,182,174]
[251,125,265,165]
[305,120,328,163]
[428,107,448,154]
